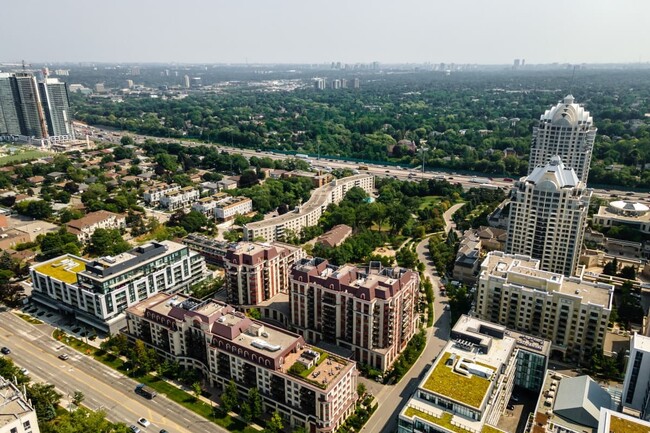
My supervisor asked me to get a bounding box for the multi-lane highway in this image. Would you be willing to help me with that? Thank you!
[0,309,225,433]
[83,125,648,202]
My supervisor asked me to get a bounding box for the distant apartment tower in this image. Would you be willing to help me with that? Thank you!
[38,78,74,137]
[506,156,590,276]
[183,74,190,89]
[290,258,420,372]
[0,376,40,433]
[476,252,613,362]
[0,73,22,135]
[14,72,48,138]
[622,333,650,420]
[331,79,341,89]
[313,78,325,90]
[528,95,596,184]
[352,78,360,89]
[225,241,305,305]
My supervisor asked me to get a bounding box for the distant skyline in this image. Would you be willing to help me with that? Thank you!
[3,0,650,65]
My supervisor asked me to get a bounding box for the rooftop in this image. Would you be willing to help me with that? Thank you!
[596,202,650,222]
[34,255,87,284]
[0,377,35,430]
[525,156,580,189]
[67,210,123,230]
[401,400,506,433]
[599,409,650,433]
[540,95,593,128]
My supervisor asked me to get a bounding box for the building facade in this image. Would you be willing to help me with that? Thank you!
[214,196,253,221]
[476,252,613,362]
[528,95,596,184]
[398,316,549,433]
[30,241,207,333]
[143,183,181,206]
[621,332,650,420]
[125,294,357,432]
[225,242,305,305]
[0,377,40,433]
[159,186,200,211]
[290,258,419,372]
[182,233,230,266]
[243,174,374,242]
[38,78,73,137]
[506,156,591,276]
[66,210,126,243]
[0,73,22,136]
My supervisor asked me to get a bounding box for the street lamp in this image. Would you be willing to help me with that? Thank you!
[419,147,429,177]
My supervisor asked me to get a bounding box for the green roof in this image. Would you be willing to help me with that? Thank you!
[422,352,492,409]
[404,407,506,433]
[35,256,85,284]
[609,414,650,433]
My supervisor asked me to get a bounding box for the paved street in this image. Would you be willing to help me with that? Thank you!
[0,309,224,433]
[364,204,464,433]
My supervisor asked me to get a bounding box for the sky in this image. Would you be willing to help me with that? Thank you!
[3,0,650,65]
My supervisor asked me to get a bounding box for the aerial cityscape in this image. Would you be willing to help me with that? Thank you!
[1,2,650,433]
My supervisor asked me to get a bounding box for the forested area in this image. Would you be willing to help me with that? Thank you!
[72,69,650,187]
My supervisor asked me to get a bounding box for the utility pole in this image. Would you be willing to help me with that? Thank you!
[420,147,428,177]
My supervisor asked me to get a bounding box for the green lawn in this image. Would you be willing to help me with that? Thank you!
[15,313,43,325]
[418,196,442,210]
[404,407,506,433]
[0,150,52,166]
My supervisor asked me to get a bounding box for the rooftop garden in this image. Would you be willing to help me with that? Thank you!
[422,352,492,409]
[609,414,650,433]
[35,256,85,284]
[404,407,505,433]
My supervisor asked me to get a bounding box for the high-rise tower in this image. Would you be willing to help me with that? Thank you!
[528,95,596,184]
[38,78,74,137]
[0,73,22,135]
[13,72,48,138]
[506,156,591,276]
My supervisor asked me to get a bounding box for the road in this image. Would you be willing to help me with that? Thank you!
[364,204,464,433]
[0,309,223,433]
[82,125,639,202]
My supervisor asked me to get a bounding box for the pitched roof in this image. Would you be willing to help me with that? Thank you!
[67,210,124,230]
[554,375,611,428]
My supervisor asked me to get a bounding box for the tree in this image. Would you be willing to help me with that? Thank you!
[619,265,636,280]
[266,411,284,433]
[170,210,208,233]
[357,383,367,398]
[248,387,263,419]
[14,200,53,219]
[239,169,260,188]
[603,258,618,276]
[27,383,61,421]
[38,228,81,259]
[221,379,239,412]
[191,381,202,399]
[72,390,85,406]
[241,402,252,422]
[247,308,261,320]
[120,135,135,146]
[88,228,131,257]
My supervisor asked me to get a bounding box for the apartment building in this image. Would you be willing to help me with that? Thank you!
[243,174,374,242]
[30,240,207,333]
[125,294,357,432]
[290,258,419,372]
[398,316,549,433]
[528,95,596,184]
[476,252,613,362]
[506,156,591,277]
[191,193,230,217]
[159,186,200,211]
[224,241,305,305]
[621,333,650,420]
[143,183,180,206]
[182,233,230,266]
[214,196,253,221]
[0,377,40,433]
[66,210,126,243]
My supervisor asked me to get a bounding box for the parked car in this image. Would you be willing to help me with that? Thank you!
[138,418,151,427]
[129,426,141,433]
[1,347,10,355]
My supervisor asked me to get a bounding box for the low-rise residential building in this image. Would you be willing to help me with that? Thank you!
[217,179,238,191]
[243,174,374,242]
[143,183,180,205]
[621,332,650,420]
[191,193,230,217]
[125,294,358,432]
[214,196,253,221]
[453,229,483,286]
[0,376,40,433]
[316,224,352,248]
[290,258,419,372]
[225,241,305,305]
[476,252,613,362]
[159,186,200,211]
[0,229,31,250]
[597,408,650,433]
[30,240,207,333]
[66,210,126,243]
[182,233,230,266]
[398,316,549,433]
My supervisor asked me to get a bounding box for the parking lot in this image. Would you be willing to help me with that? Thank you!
[19,303,107,347]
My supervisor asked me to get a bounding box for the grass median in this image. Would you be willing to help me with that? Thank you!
[52,329,259,433]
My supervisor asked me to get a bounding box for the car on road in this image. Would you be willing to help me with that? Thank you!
[129,426,141,433]
[1,347,10,355]
[58,353,69,360]
[507,404,515,411]
[159,430,168,433]
[443,304,450,311]
[20,368,29,375]
[138,418,151,427]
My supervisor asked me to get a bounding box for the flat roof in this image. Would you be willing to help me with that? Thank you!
[0,380,35,429]
[33,255,87,284]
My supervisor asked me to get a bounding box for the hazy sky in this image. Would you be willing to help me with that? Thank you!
[3,0,650,64]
